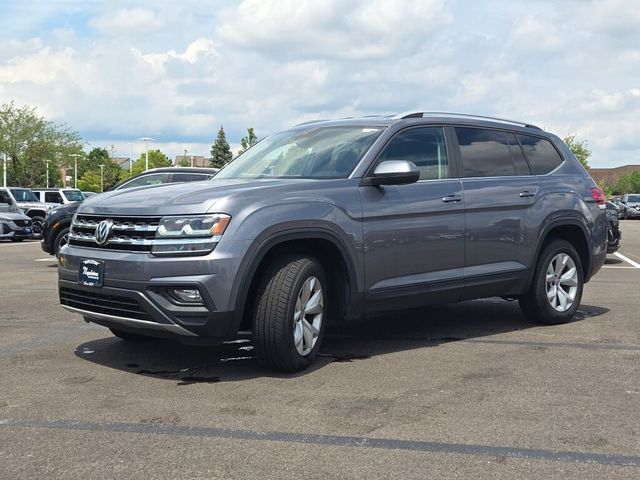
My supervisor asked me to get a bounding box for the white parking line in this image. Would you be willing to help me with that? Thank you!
[34,258,56,262]
[614,252,640,269]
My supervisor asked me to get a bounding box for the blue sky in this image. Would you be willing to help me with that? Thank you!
[1,0,639,167]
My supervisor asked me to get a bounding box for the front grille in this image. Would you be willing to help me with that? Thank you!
[69,214,161,252]
[13,219,31,227]
[60,287,153,321]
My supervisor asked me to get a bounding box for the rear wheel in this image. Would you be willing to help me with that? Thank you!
[519,239,583,325]
[109,328,151,341]
[252,255,326,372]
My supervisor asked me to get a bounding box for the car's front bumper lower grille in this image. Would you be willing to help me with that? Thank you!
[59,287,153,321]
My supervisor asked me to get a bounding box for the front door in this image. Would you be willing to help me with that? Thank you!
[360,126,465,312]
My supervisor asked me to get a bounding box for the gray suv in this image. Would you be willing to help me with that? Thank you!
[58,112,607,371]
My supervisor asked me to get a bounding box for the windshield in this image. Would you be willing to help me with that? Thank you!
[215,126,384,180]
[628,195,640,203]
[62,190,85,202]
[10,188,39,202]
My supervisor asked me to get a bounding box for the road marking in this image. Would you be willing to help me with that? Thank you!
[34,258,56,262]
[614,252,640,269]
[1,417,639,467]
[602,266,634,269]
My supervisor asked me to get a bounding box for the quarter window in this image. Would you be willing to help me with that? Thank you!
[170,173,212,183]
[456,127,521,177]
[516,134,563,175]
[44,192,64,203]
[379,127,448,180]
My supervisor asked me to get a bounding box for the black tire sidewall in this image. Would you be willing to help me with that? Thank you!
[30,216,45,238]
[283,258,327,369]
[533,240,584,323]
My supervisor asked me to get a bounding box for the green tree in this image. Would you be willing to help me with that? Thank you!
[0,101,83,187]
[238,127,258,156]
[596,178,613,197]
[563,134,591,169]
[122,149,171,178]
[210,126,233,168]
[77,170,102,192]
[82,147,122,189]
[614,171,640,195]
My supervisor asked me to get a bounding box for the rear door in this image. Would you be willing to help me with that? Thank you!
[453,127,539,299]
[360,125,465,312]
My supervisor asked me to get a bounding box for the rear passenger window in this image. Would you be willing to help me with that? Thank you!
[379,127,448,180]
[44,192,64,203]
[516,134,563,175]
[456,127,520,177]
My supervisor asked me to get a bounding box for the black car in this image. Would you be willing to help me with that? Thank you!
[606,201,621,254]
[41,167,219,256]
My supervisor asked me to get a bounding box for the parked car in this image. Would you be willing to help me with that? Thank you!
[605,202,621,253]
[41,167,219,257]
[0,189,33,241]
[58,112,607,372]
[32,188,85,205]
[609,198,624,218]
[620,193,640,219]
[0,187,51,239]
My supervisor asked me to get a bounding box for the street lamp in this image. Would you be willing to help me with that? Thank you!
[138,137,154,171]
[69,153,82,188]
[98,164,105,192]
[129,143,133,173]
[2,152,6,188]
[46,159,50,188]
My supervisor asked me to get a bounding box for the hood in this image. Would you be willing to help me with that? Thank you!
[0,211,30,221]
[16,201,50,211]
[78,178,316,216]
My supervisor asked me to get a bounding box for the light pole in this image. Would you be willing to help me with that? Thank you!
[98,164,105,192]
[129,143,133,173]
[139,137,154,171]
[69,153,81,188]
[46,159,50,188]
[2,152,6,188]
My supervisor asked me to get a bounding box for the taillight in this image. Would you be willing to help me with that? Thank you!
[591,187,606,208]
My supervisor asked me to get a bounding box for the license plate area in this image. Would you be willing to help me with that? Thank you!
[79,259,104,287]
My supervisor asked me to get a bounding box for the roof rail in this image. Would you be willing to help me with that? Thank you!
[394,111,542,130]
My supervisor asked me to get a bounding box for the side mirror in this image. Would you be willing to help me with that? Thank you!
[361,160,420,187]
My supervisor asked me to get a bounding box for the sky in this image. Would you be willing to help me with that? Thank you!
[0,0,639,167]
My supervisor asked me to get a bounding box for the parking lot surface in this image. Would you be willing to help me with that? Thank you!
[1,223,639,479]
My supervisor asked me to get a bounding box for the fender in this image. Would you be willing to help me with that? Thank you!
[229,226,363,331]
[524,211,593,290]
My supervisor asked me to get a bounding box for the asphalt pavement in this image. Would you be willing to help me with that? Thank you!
[1,223,639,479]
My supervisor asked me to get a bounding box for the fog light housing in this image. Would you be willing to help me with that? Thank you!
[168,288,203,304]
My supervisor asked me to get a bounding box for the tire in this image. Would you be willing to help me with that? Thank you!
[30,215,45,239]
[519,239,583,325]
[53,227,70,257]
[109,328,151,341]
[252,255,327,372]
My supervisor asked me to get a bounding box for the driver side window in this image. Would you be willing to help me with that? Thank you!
[379,127,449,180]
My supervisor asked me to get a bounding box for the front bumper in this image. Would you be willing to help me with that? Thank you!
[57,243,248,343]
[0,221,33,239]
[624,207,640,218]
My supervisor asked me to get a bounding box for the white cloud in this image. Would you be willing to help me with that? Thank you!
[90,7,164,34]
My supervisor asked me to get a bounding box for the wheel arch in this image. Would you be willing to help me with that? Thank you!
[231,228,362,333]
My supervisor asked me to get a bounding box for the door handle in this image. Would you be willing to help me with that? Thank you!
[519,191,536,198]
[442,195,462,203]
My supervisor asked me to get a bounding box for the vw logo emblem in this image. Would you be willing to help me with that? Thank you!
[95,219,114,246]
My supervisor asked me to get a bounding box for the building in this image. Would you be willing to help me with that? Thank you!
[173,155,211,168]
[589,165,640,187]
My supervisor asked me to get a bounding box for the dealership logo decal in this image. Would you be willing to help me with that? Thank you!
[95,219,114,245]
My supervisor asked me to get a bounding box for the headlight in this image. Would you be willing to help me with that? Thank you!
[151,214,231,256]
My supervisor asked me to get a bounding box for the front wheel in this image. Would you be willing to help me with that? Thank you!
[54,227,70,257]
[519,239,583,325]
[252,255,326,372]
[30,216,45,239]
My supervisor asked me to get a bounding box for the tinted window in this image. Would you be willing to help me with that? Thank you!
[456,127,517,177]
[119,173,167,189]
[0,191,12,204]
[379,127,448,180]
[45,192,64,203]
[516,134,563,175]
[507,134,531,175]
[171,173,212,183]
